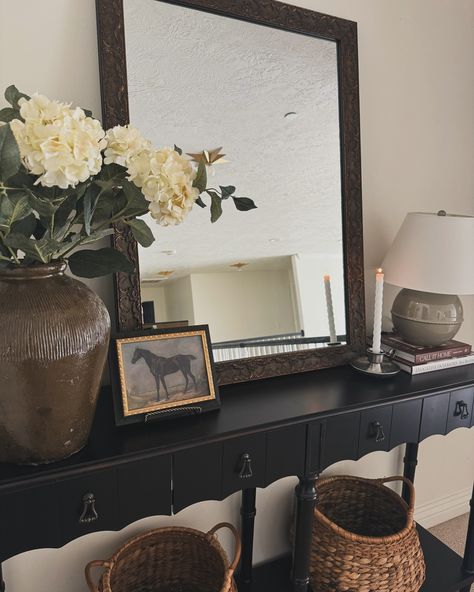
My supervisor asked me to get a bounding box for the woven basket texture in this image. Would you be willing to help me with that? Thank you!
[85,523,240,592]
[310,476,426,592]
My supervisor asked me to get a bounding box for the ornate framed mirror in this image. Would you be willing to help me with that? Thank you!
[96,0,365,384]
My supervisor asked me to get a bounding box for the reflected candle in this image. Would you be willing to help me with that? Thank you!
[323,275,337,343]
[372,268,384,353]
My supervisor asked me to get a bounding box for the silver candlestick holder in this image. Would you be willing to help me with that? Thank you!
[351,348,401,377]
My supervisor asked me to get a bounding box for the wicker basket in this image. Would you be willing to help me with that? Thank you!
[310,476,425,592]
[85,522,241,592]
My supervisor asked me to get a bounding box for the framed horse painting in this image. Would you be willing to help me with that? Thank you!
[110,325,220,425]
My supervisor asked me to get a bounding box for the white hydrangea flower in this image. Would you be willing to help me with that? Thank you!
[10,94,106,189]
[129,147,199,226]
[104,125,151,167]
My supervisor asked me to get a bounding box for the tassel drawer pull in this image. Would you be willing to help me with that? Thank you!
[370,421,386,443]
[238,453,253,478]
[79,493,99,524]
[455,401,469,420]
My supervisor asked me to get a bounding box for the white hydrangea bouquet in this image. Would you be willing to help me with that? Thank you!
[0,86,256,277]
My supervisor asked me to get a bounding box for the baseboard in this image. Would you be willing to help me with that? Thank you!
[415,487,471,529]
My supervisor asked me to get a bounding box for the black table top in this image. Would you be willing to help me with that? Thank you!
[1,363,474,489]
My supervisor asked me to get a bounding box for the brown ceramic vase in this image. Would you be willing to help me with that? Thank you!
[0,262,110,464]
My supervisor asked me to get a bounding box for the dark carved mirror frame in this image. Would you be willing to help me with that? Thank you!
[96,0,366,385]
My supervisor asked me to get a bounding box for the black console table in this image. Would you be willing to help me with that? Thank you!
[1,364,474,592]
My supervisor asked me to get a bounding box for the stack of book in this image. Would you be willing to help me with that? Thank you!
[381,333,474,375]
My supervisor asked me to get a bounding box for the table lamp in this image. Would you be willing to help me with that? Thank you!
[381,211,474,347]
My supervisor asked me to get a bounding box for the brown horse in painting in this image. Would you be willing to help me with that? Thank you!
[131,348,198,401]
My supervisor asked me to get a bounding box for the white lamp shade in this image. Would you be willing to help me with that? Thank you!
[382,212,474,295]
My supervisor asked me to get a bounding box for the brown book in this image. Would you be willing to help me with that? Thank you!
[381,333,471,364]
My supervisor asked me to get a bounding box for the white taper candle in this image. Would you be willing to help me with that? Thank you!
[324,275,337,343]
[372,268,384,353]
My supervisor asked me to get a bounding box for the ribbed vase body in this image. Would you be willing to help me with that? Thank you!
[0,263,110,464]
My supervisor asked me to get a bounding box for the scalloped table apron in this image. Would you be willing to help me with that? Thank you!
[0,262,110,464]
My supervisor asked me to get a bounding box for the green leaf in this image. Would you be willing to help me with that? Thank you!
[4,234,59,263]
[25,189,58,218]
[33,218,47,240]
[68,248,134,278]
[96,162,127,185]
[10,212,37,237]
[195,196,206,208]
[193,161,207,193]
[121,179,149,217]
[79,228,115,245]
[208,190,223,223]
[174,145,183,155]
[52,194,78,241]
[232,197,257,212]
[56,228,115,257]
[83,108,93,118]
[0,124,21,182]
[219,185,235,199]
[91,189,126,225]
[0,194,31,231]
[82,184,101,235]
[0,108,18,123]
[4,85,30,110]
[127,218,155,247]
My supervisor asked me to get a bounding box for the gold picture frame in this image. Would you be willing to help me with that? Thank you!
[110,325,220,425]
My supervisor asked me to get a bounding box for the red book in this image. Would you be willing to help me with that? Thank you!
[381,333,471,364]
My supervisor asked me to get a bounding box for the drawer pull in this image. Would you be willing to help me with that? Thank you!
[369,421,386,443]
[238,453,253,479]
[455,401,470,420]
[79,493,99,524]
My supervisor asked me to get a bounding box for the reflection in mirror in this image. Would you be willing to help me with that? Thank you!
[123,0,347,361]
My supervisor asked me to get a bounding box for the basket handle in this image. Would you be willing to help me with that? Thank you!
[207,522,242,573]
[377,476,415,520]
[85,559,111,592]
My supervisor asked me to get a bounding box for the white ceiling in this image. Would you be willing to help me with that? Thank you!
[123,0,344,281]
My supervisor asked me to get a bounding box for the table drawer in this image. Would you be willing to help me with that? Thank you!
[173,443,222,512]
[266,424,306,484]
[58,469,119,543]
[447,387,474,433]
[359,406,393,457]
[321,413,360,468]
[420,393,450,440]
[222,434,266,497]
[390,400,422,448]
[117,455,172,527]
[0,484,60,562]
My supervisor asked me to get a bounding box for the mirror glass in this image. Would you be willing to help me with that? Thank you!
[123,0,347,361]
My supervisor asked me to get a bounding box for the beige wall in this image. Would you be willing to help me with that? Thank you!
[162,276,195,325]
[190,270,298,342]
[1,0,474,590]
[140,282,167,322]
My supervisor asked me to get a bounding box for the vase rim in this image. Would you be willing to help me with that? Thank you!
[0,260,67,280]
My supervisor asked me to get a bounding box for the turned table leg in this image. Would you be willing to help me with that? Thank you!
[292,473,318,592]
[238,487,257,586]
[403,443,419,504]
[460,483,474,592]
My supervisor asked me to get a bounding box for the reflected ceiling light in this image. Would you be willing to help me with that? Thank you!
[160,249,176,256]
[157,270,175,277]
[230,262,248,271]
[268,238,281,243]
